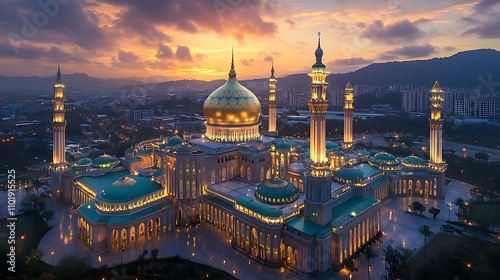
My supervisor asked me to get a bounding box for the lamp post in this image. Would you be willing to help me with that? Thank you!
[51,251,54,265]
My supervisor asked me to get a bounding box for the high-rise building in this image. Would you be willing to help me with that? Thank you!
[402,89,429,112]
[268,63,277,133]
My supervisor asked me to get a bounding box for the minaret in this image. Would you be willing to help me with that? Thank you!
[268,62,277,133]
[52,64,66,167]
[304,32,334,227]
[343,81,354,150]
[428,81,446,170]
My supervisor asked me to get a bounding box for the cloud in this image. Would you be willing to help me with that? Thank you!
[0,1,111,51]
[331,57,373,66]
[381,43,436,60]
[463,15,500,38]
[175,46,192,61]
[156,44,174,59]
[195,53,206,60]
[444,46,456,51]
[363,19,424,44]
[104,0,276,42]
[241,58,254,66]
[0,41,89,63]
[286,19,295,28]
[264,55,273,62]
[117,50,139,63]
[474,0,500,13]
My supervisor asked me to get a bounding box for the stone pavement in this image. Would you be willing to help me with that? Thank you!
[38,178,475,279]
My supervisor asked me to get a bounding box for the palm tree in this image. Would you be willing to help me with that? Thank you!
[363,246,377,280]
[31,177,47,197]
[454,197,465,220]
[418,225,434,262]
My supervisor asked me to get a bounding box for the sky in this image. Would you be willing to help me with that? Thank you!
[0,0,499,81]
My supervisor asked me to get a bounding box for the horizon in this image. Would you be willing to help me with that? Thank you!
[0,1,499,81]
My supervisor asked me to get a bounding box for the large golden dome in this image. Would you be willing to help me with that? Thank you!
[203,56,261,126]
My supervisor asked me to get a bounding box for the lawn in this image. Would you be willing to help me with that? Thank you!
[468,203,500,228]
[411,233,500,280]
[0,212,52,277]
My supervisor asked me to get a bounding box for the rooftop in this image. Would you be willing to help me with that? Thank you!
[331,196,378,228]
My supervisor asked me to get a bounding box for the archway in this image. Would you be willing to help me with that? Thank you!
[112,229,118,250]
[121,228,127,249]
[155,217,161,237]
[130,226,136,245]
[138,223,145,243]
[148,219,153,240]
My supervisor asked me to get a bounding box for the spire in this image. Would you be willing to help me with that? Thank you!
[345,81,353,91]
[431,80,442,92]
[270,61,275,79]
[229,47,236,78]
[55,63,63,84]
[313,32,325,68]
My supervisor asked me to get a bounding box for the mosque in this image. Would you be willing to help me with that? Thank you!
[49,34,447,275]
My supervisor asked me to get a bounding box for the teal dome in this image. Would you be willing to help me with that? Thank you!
[294,146,306,154]
[371,152,399,164]
[402,155,426,167]
[333,150,346,156]
[356,149,371,156]
[175,142,195,154]
[125,148,134,153]
[275,138,291,150]
[255,178,298,205]
[333,165,365,183]
[91,154,119,168]
[96,174,162,203]
[167,135,183,146]
[326,141,339,150]
[75,157,92,166]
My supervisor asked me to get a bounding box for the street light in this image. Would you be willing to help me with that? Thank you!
[447,202,452,221]
[51,251,54,265]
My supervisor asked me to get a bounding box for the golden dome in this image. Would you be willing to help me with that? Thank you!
[203,54,261,126]
[345,81,353,91]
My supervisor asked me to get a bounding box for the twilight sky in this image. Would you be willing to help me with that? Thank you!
[0,0,499,81]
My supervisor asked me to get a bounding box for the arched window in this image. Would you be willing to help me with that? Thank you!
[247,167,252,181]
[260,167,265,181]
[211,169,215,185]
[222,167,227,181]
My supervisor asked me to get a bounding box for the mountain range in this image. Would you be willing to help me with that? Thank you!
[0,49,499,94]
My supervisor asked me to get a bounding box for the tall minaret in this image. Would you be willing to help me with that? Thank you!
[52,64,66,166]
[304,32,334,227]
[268,62,277,133]
[343,81,354,150]
[428,81,445,170]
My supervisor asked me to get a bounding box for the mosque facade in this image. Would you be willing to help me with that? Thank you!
[49,35,447,275]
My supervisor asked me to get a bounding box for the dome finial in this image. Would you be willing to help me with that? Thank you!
[229,47,236,78]
[313,32,325,67]
[318,32,321,48]
[55,63,63,84]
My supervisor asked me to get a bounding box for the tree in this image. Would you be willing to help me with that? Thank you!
[56,255,89,280]
[151,248,159,259]
[454,197,465,220]
[428,207,441,219]
[31,177,47,197]
[412,201,426,215]
[344,258,358,278]
[383,245,414,279]
[42,209,55,223]
[19,194,45,216]
[418,225,434,262]
[362,246,377,280]
[25,249,43,277]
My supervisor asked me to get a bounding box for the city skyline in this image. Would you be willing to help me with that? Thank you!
[0,0,499,80]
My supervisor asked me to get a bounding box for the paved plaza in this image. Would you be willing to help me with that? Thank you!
[37,179,474,279]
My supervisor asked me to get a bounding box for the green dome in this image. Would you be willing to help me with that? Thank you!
[175,142,195,154]
[96,174,163,203]
[326,141,339,150]
[356,149,371,156]
[125,148,134,153]
[167,135,183,146]
[333,165,365,183]
[333,150,346,156]
[402,155,426,167]
[236,196,282,218]
[255,178,299,205]
[75,157,92,166]
[371,152,399,164]
[294,146,306,153]
[91,154,119,168]
[275,138,291,150]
